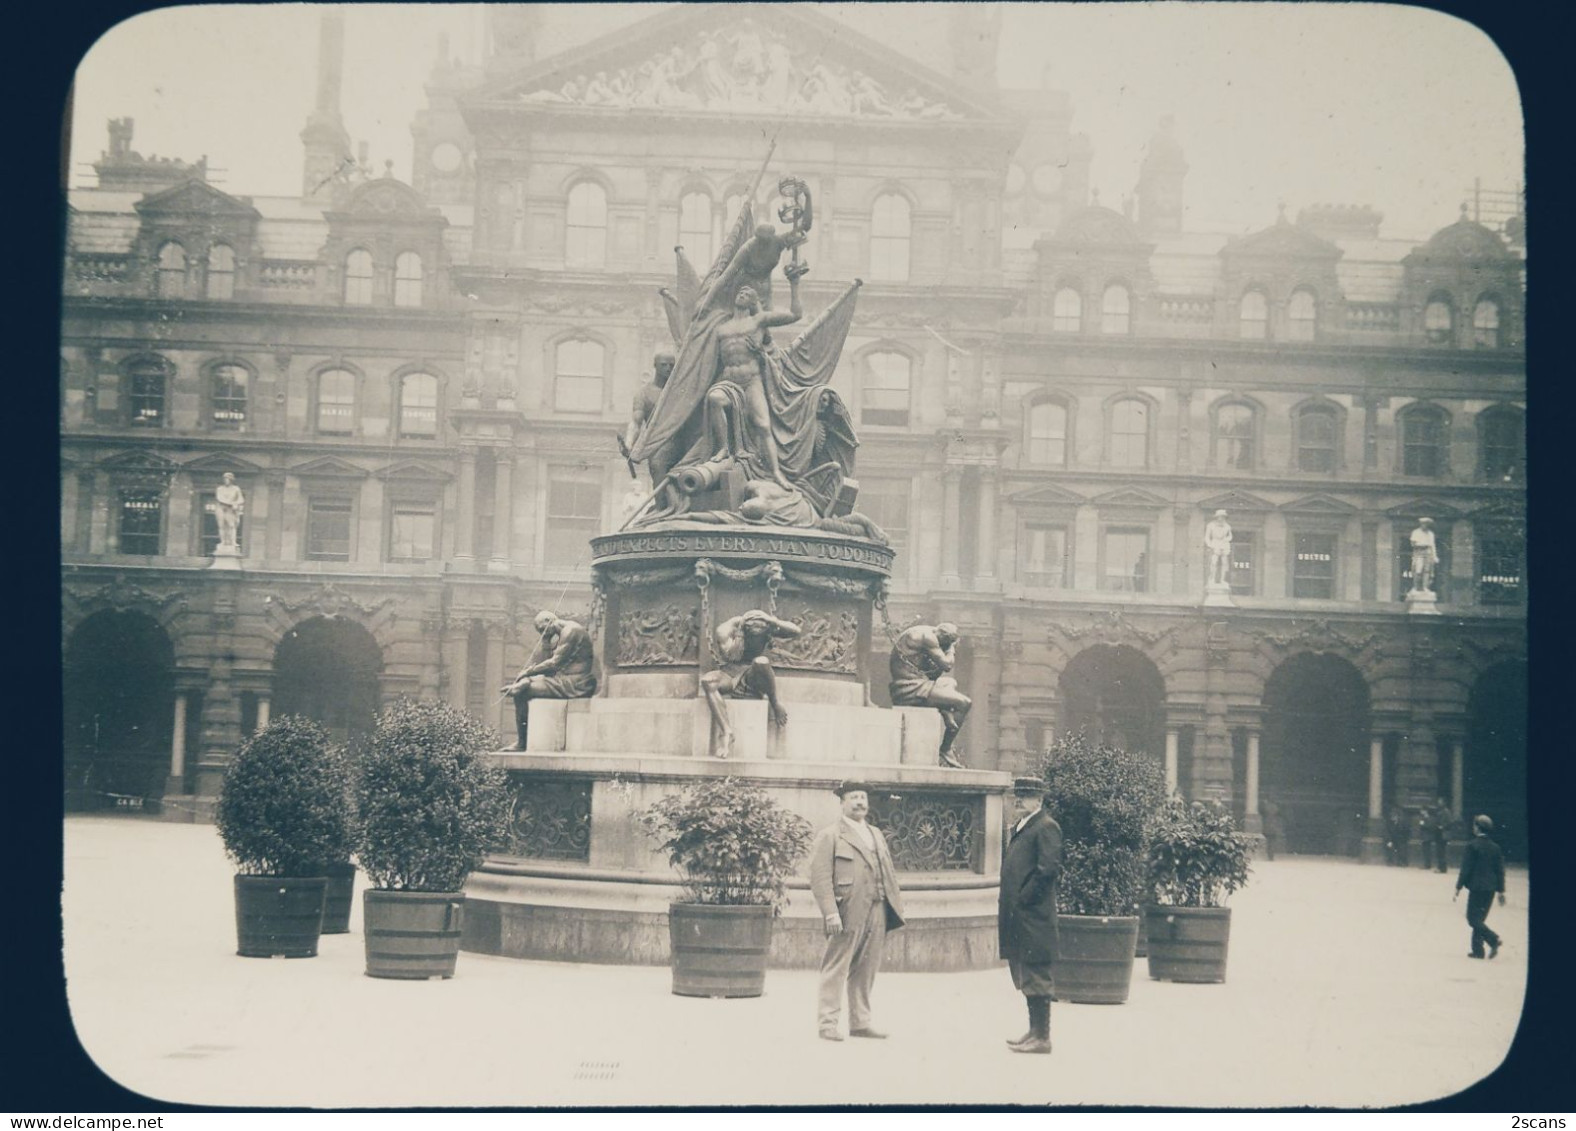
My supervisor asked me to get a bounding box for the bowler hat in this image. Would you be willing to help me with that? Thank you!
[834,780,874,798]
[1474,814,1494,833]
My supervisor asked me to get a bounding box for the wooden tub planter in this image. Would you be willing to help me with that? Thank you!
[1051,915,1141,1004]
[233,875,328,958]
[363,890,468,979]
[668,903,775,999]
[1143,905,1232,983]
[320,862,357,935]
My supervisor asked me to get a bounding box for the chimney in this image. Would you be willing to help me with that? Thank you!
[1135,116,1188,237]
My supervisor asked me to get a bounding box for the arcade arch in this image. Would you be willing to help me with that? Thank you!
[1465,661,1527,861]
[1261,652,1370,855]
[64,610,175,811]
[271,616,384,743]
[1056,644,1166,760]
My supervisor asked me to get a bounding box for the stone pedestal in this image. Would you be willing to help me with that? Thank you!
[1202,581,1235,608]
[1405,588,1441,615]
[207,547,242,570]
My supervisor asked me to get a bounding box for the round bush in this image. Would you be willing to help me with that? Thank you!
[355,698,509,893]
[1038,730,1167,917]
[217,715,355,877]
[1148,797,1252,908]
[639,777,814,910]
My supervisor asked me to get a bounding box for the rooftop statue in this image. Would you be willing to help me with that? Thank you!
[625,174,864,530]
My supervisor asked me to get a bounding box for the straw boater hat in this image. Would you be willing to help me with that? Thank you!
[1214,509,1228,518]
[1011,777,1046,797]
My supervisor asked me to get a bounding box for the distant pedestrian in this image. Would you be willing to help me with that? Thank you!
[808,781,905,1041]
[1261,796,1286,860]
[1422,797,1452,872]
[1454,814,1506,959]
[1385,805,1410,866]
[998,777,1062,1055]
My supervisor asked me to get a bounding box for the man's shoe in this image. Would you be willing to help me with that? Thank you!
[1468,952,1484,959]
[849,1028,888,1039]
[1009,1037,1052,1055]
[819,1028,843,1042]
[1006,1031,1035,1048]
[1489,941,1501,959]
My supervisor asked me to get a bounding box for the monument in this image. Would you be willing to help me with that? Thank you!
[1405,517,1442,615]
[465,171,1010,972]
[208,472,244,570]
[1202,509,1235,607]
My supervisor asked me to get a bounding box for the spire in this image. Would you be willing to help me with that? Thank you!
[300,9,353,202]
[1135,116,1188,237]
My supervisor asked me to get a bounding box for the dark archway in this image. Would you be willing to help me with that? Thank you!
[64,610,175,812]
[1466,661,1527,862]
[1262,652,1371,856]
[272,616,383,743]
[1058,644,1166,759]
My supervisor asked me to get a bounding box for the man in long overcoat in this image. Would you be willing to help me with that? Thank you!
[998,777,1062,1054]
[808,781,905,1041]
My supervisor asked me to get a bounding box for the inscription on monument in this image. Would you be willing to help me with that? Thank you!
[594,531,892,571]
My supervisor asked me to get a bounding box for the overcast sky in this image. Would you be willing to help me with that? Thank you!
[67,2,1522,242]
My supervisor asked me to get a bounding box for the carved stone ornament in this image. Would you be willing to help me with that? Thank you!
[771,608,860,673]
[67,574,187,615]
[616,604,701,666]
[1252,618,1379,656]
[1055,609,1177,647]
[517,19,964,121]
[272,583,395,622]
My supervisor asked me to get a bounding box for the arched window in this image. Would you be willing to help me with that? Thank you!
[206,244,235,300]
[1423,293,1454,344]
[1239,289,1269,340]
[1479,406,1524,483]
[1214,402,1256,470]
[1400,404,1449,477]
[1027,400,1068,466]
[393,252,423,308]
[1101,283,1131,335]
[862,351,911,427]
[316,368,356,435]
[1108,398,1148,467]
[1295,403,1338,472]
[1288,288,1317,342]
[565,181,607,268]
[554,339,605,413]
[127,358,168,427]
[1053,288,1082,333]
[210,363,249,430]
[398,372,439,438]
[870,193,911,282]
[156,241,186,298]
[679,191,714,271]
[724,191,747,229]
[343,249,374,305]
[1472,297,1501,349]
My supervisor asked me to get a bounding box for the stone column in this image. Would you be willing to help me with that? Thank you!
[166,693,188,795]
[1451,737,1464,817]
[1164,729,1179,795]
[489,453,514,571]
[455,448,477,564]
[485,626,508,739]
[264,470,287,562]
[939,468,963,587]
[440,625,469,712]
[1361,735,1387,863]
[255,696,271,732]
[1244,729,1262,833]
[975,470,999,585]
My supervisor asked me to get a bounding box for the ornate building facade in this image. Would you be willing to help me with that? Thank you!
[60,4,1526,860]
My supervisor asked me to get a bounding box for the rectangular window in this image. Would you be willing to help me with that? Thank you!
[1228,531,1256,597]
[1478,533,1524,606]
[1102,527,1149,593]
[545,471,601,569]
[306,498,353,561]
[211,367,248,429]
[117,492,163,556]
[858,479,910,564]
[128,374,165,427]
[1297,411,1338,473]
[1402,416,1446,477]
[1021,523,1069,588]
[1292,532,1337,599]
[389,506,436,562]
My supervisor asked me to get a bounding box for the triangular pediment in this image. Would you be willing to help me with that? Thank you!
[329,178,446,225]
[289,455,368,480]
[134,179,260,220]
[1091,487,1169,509]
[1224,221,1342,261]
[1281,494,1358,515]
[183,453,267,476]
[1008,483,1086,508]
[1198,490,1275,514]
[374,459,453,482]
[99,450,180,475]
[470,4,1002,124]
[1469,497,1525,522]
[1384,498,1464,520]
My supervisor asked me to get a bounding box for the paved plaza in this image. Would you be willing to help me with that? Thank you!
[60,816,1529,1109]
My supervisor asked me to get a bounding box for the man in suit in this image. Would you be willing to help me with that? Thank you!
[1454,813,1507,959]
[999,777,1062,1055]
[808,781,905,1042]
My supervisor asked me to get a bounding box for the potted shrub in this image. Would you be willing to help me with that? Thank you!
[639,776,814,998]
[1039,731,1167,1004]
[355,699,509,979]
[1145,797,1252,983]
[216,716,355,958]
